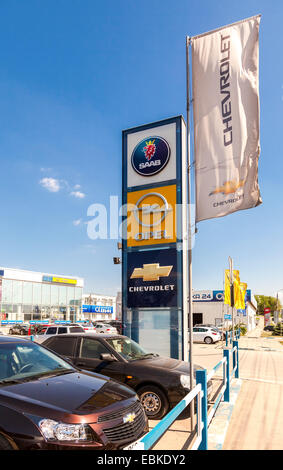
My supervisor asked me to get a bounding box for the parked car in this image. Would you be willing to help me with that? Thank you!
[194,324,225,340]
[33,324,85,344]
[191,327,221,344]
[104,321,124,335]
[9,324,35,336]
[264,325,275,332]
[94,323,118,334]
[42,333,213,419]
[78,321,96,332]
[0,335,148,450]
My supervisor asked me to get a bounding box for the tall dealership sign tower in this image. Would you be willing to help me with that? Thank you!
[122,117,188,360]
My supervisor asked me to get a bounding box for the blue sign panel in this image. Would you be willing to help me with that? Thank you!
[127,248,178,308]
[0,270,4,276]
[193,289,251,304]
[82,305,114,314]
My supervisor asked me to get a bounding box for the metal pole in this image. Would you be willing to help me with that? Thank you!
[186,36,194,429]
[229,257,234,340]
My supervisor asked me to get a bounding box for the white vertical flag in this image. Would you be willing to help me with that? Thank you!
[191,15,262,223]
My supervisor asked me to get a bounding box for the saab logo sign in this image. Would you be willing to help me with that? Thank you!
[131,136,170,176]
[127,249,177,308]
[127,185,176,247]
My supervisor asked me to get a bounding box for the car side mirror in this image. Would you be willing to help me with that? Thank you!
[100,353,117,362]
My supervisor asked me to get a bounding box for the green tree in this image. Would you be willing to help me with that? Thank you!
[254,295,282,315]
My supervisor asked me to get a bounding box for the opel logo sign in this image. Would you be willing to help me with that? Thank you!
[132,192,172,228]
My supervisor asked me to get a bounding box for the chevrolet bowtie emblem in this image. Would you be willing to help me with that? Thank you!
[130,263,173,282]
[123,413,136,424]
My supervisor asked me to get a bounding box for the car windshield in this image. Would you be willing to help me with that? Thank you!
[106,337,158,361]
[0,341,75,384]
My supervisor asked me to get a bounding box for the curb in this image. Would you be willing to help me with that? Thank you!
[207,378,242,450]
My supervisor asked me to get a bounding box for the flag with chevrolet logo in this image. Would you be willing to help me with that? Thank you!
[127,248,178,308]
[191,15,262,222]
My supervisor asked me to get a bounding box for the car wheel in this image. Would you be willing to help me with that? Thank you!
[0,434,14,450]
[204,336,213,344]
[138,385,169,419]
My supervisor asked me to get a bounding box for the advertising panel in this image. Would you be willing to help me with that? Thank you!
[127,122,177,188]
[126,184,177,247]
[127,248,178,308]
[122,116,187,360]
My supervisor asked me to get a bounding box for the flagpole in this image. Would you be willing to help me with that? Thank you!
[186,35,194,429]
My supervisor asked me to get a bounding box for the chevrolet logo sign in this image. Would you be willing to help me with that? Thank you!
[123,413,136,424]
[130,263,173,282]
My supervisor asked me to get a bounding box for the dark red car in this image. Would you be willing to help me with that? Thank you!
[0,336,148,450]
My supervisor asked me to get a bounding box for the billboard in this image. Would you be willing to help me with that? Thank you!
[122,116,188,360]
[127,248,178,308]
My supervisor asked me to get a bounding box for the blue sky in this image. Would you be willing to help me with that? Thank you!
[0,0,282,300]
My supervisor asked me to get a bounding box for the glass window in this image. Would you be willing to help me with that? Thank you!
[42,284,51,305]
[69,326,84,333]
[46,337,76,356]
[80,338,110,359]
[23,282,33,305]
[67,286,75,306]
[0,342,74,382]
[13,280,23,304]
[74,287,83,306]
[33,283,42,307]
[106,337,149,361]
[46,327,57,335]
[2,280,13,304]
[58,327,68,334]
[58,286,67,306]
[51,285,59,306]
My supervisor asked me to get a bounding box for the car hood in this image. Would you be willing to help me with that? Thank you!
[0,371,136,423]
[132,356,202,376]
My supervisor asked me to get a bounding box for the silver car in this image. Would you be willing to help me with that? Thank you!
[33,324,85,344]
[94,323,118,334]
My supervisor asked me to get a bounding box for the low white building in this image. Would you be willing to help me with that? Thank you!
[192,289,257,332]
[82,293,116,322]
[0,266,83,324]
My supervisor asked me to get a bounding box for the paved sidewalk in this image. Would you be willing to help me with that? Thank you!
[209,318,283,450]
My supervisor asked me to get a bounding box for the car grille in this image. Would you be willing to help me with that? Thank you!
[102,402,146,443]
[98,401,139,423]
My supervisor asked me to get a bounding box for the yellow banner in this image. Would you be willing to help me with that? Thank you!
[52,277,77,285]
[224,269,241,307]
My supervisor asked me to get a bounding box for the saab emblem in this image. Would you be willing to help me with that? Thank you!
[131,136,170,176]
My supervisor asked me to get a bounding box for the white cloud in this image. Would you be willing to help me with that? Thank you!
[74,184,81,190]
[39,177,61,193]
[70,191,86,199]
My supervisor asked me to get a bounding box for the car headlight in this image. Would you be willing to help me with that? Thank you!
[180,374,191,390]
[39,419,92,442]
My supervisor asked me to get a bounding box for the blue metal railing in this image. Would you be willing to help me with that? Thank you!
[125,337,240,451]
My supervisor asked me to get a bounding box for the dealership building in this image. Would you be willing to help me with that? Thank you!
[82,293,116,322]
[0,266,84,324]
[192,289,257,332]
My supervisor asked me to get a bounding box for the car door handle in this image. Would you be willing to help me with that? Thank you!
[76,362,86,367]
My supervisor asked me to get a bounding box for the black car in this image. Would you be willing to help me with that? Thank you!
[264,325,275,332]
[42,333,212,419]
[0,336,148,450]
[9,324,33,335]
